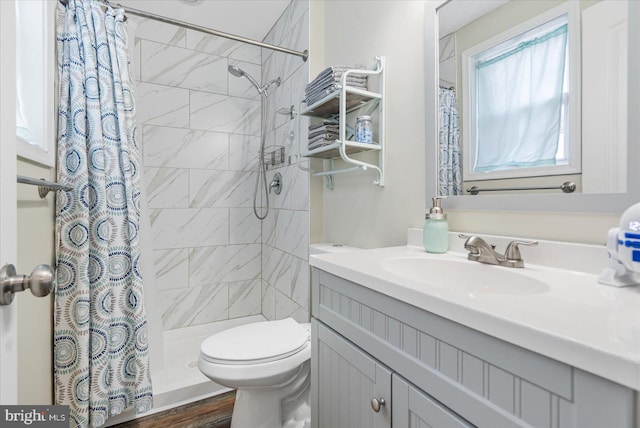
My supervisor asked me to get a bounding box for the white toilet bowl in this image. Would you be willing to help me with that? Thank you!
[198,318,311,428]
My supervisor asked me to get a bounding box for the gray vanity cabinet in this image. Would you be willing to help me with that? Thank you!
[313,319,472,428]
[313,320,392,428]
[310,267,637,428]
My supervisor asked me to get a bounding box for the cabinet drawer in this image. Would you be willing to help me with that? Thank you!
[311,319,392,428]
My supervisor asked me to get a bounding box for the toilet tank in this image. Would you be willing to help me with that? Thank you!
[309,243,361,255]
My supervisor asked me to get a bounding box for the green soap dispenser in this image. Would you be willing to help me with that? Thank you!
[423,197,449,253]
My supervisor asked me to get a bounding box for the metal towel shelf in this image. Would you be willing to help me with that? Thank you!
[17,175,72,198]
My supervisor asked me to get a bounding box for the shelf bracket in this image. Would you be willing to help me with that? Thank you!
[311,162,375,190]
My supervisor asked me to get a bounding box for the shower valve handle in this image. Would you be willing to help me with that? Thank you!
[269,172,282,195]
[0,263,55,306]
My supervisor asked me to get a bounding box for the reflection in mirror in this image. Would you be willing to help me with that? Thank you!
[437,0,628,196]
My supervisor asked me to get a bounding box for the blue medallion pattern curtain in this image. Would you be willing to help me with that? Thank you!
[438,86,462,196]
[54,1,152,426]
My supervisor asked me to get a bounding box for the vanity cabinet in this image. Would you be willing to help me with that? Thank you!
[310,268,637,428]
[314,320,473,428]
[314,320,392,428]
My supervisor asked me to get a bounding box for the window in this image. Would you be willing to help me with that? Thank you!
[461,2,581,181]
[15,0,55,167]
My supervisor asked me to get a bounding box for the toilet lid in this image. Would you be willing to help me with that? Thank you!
[200,318,310,365]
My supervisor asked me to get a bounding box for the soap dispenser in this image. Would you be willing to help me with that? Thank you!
[423,197,449,253]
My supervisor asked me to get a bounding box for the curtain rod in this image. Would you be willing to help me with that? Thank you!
[59,0,309,62]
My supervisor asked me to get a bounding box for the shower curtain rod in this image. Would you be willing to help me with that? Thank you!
[58,0,309,62]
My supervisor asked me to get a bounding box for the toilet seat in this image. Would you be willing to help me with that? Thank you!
[200,318,310,365]
[198,318,311,390]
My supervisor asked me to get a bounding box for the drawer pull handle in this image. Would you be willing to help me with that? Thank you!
[371,397,386,413]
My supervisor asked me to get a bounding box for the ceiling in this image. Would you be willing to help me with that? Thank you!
[438,0,510,37]
[117,0,291,41]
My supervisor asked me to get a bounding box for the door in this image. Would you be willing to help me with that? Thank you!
[0,0,18,404]
[311,320,391,428]
[392,375,474,428]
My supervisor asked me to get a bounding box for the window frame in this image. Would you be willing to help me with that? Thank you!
[16,0,56,168]
[461,1,581,181]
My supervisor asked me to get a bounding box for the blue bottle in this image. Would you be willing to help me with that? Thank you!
[423,197,449,254]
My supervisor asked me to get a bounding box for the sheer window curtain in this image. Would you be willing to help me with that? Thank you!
[438,86,462,196]
[54,1,152,426]
[475,22,568,172]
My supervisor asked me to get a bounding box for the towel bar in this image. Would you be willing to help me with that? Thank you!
[17,175,73,198]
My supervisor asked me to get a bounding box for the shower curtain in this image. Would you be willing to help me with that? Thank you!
[438,86,462,196]
[54,1,152,427]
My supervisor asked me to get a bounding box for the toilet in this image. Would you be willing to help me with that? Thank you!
[198,317,311,428]
[199,244,360,428]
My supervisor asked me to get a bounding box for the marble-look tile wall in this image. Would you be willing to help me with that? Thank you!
[439,34,456,88]
[261,0,311,323]
[131,17,264,330]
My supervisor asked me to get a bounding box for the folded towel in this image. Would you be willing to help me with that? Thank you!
[308,139,337,151]
[308,121,339,131]
[308,119,341,150]
[304,65,369,105]
[308,130,339,140]
[309,125,339,138]
[309,133,339,145]
[305,75,367,94]
[312,65,366,82]
[308,122,339,142]
[306,83,368,105]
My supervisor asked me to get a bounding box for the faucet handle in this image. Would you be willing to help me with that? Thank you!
[504,240,538,261]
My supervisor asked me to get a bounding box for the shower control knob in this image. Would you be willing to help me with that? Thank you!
[269,172,283,195]
[0,263,55,305]
[371,397,386,413]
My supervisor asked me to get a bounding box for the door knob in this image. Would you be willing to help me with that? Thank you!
[0,264,55,305]
[370,397,386,413]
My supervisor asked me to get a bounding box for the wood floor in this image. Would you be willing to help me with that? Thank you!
[111,391,235,428]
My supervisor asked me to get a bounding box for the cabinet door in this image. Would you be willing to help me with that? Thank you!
[312,320,391,428]
[393,375,474,428]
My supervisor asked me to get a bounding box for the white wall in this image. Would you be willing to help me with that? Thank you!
[315,0,620,247]
[314,0,428,248]
[16,160,54,405]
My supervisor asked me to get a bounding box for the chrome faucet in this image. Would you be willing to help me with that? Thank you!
[459,234,538,268]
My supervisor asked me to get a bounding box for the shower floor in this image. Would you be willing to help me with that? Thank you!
[105,315,266,426]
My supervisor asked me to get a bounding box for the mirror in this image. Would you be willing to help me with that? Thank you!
[425,0,640,213]
[439,0,627,196]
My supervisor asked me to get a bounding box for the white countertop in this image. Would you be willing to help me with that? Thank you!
[310,243,640,391]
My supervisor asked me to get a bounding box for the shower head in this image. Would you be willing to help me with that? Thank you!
[227,64,281,97]
[228,64,245,78]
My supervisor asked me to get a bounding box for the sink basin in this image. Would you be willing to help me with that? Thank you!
[381,257,549,295]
